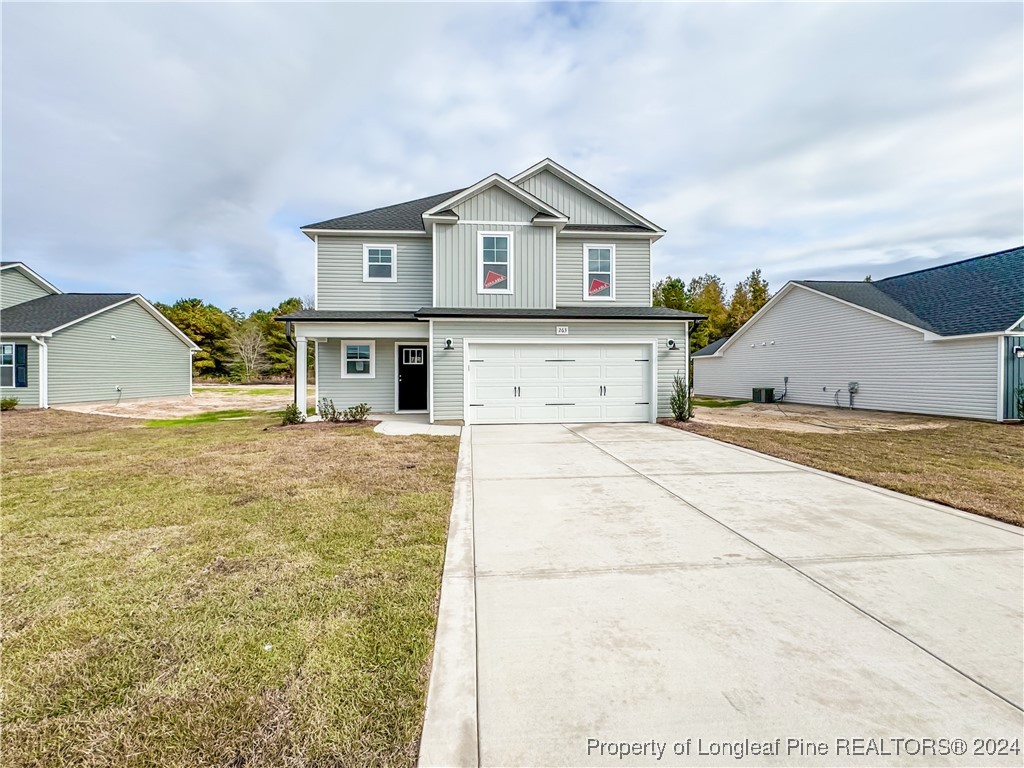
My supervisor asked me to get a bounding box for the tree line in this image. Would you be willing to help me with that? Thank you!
[154,297,312,381]
[653,268,771,352]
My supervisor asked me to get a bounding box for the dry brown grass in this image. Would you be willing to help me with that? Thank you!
[670,419,1024,527]
[1,409,459,767]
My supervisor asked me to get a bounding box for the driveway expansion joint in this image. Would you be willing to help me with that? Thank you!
[563,424,1024,714]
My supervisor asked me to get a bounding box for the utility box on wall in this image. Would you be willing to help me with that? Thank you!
[752,387,775,403]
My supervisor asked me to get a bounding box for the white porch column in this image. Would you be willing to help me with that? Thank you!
[295,336,308,414]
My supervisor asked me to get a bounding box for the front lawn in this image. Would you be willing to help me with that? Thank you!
[1,409,459,766]
[676,419,1023,527]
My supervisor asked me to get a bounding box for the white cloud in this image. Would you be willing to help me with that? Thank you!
[2,2,1020,309]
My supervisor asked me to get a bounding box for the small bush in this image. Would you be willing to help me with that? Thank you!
[281,403,305,425]
[317,398,342,423]
[1017,384,1024,420]
[342,403,371,422]
[1,397,19,411]
[669,371,693,422]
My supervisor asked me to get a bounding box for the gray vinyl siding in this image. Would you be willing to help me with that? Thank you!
[516,170,631,225]
[0,338,39,407]
[430,319,690,422]
[316,338,398,413]
[1,270,51,310]
[556,236,651,307]
[692,286,1000,421]
[1003,335,1024,420]
[317,235,432,311]
[452,187,538,222]
[435,223,554,309]
[46,301,192,405]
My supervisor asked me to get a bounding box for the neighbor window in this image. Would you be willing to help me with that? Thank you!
[584,244,615,300]
[342,341,375,378]
[363,244,396,282]
[477,232,512,294]
[0,344,27,388]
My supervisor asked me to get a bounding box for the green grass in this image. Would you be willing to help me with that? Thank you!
[1,409,459,766]
[692,397,749,408]
[145,409,258,428]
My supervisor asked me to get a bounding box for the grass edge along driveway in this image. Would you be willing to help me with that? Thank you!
[1,409,459,767]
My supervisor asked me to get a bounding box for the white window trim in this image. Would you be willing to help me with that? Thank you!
[0,343,15,388]
[341,340,376,378]
[477,230,514,295]
[363,244,398,283]
[583,243,616,301]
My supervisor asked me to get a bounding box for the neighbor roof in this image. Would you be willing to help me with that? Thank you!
[692,337,730,357]
[302,189,464,232]
[0,293,133,333]
[796,246,1024,336]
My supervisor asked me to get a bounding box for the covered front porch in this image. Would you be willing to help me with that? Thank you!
[288,318,431,420]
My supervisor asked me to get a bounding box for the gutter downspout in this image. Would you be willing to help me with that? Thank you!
[30,335,48,408]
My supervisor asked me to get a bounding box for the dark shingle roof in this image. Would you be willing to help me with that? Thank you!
[302,189,465,232]
[277,306,705,323]
[277,310,419,322]
[416,306,704,321]
[0,293,133,333]
[796,246,1024,336]
[692,337,730,357]
[562,224,654,233]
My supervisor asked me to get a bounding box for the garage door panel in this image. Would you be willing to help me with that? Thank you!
[467,343,652,425]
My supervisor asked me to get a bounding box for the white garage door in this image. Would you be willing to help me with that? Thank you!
[467,343,653,424]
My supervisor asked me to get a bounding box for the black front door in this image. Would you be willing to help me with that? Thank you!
[397,344,428,411]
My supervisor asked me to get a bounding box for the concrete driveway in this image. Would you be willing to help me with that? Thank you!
[420,423,1023,768]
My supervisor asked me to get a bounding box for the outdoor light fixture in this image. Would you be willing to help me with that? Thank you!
[444,338,454,350]
[666,339,678,350]
[1014,345,1024,359]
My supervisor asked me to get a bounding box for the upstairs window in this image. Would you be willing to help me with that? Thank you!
[363,244,396,282]
[342,341,375,378]
[584,244,615,300]
[477,232,513,294]
[0,344,27,388]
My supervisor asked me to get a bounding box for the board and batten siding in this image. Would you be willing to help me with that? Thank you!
[1,269,51,310]
[452,186,539,222]
[0,338,40,407]
[430,319,690,422]
[556,236,651,307]
[1003,335,1024,420]
[316,338,399,413]
[317,235,431,311]
[693,286,1000,421]
[516,170,631,226]
[46,301,192,405]
[434,223,553,309]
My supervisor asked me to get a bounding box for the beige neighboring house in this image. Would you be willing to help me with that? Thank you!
[0,262,197,408]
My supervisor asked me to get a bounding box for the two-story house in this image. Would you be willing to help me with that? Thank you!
[279,159,704,425]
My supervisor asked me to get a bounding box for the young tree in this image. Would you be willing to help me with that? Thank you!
[229,320,267,383]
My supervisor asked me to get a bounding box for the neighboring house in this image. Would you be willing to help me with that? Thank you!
[279,158,704,424]
[0,262,198,408]
[692,247,1024,422]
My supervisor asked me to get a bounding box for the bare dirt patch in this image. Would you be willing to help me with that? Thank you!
[53,384,315,420]
[687,401,956,434]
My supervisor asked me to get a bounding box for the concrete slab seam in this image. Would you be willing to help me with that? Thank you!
[564,425,1024,714]
[662,425,1023,537]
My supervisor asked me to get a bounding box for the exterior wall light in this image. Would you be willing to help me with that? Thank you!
[1014,345,1024,359]
[444,338,454,350]
[666,339,678,350]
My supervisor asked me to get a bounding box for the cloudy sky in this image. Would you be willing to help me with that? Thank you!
[3,2,1021,311]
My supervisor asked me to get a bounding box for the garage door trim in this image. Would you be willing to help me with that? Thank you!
[462,337,658,425]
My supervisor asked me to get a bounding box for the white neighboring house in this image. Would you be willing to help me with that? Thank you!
[692,247,1024,422]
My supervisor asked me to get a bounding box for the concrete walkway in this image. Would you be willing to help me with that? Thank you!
[420,423,1023,768]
